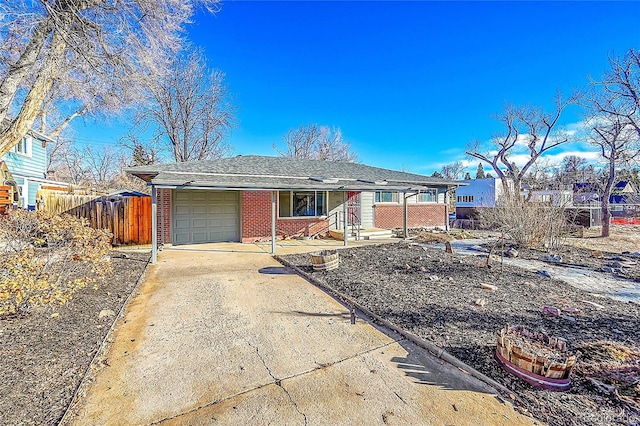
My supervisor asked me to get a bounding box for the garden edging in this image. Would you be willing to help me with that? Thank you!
[274,254,520,404]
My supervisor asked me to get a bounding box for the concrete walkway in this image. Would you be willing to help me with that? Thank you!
[67,243,537,426]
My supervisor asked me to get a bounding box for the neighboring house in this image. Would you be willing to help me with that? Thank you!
[455,178,573,221]
[614,180,637,194]
[125,155,460,250]
[454,178,510,219]
[609,181,640,218]
[0,130,69,209]
[573,182,601,204]
[522,189,574,207]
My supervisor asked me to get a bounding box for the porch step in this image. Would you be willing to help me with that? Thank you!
[329,228,395,241]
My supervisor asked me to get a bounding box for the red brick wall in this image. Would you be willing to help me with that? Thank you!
[241,191,329,242]
[156,188,171,244]
[374,204,446,229]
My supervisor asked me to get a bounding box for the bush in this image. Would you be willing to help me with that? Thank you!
[0,210,113,316]
[478,195,570,250]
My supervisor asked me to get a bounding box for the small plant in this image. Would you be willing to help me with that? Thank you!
[0,210,113,316]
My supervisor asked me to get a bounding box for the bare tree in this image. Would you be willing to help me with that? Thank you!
[275,124,358,162]
[120,132,162,167]
[0,0,220,158]
[136,49,234,162]
[591,49,640,137]
[83,145,120,186]
[55,145,88,185]
[467,94,576,196]
[588,115,640,236]
[440,161,466,180]
[586,49,640,237]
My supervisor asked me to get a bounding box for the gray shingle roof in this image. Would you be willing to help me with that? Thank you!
[125,155,462,191]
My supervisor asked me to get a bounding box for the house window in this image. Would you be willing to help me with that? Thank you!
[417,188,437,203]
[374,191,399,203]
[278,191,327,217]
[457,195,474,203]
[13,136,32,157]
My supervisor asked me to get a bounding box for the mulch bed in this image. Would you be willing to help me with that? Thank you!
[496,243,640,282]
[0,251,150,426]
[282,242,640,426]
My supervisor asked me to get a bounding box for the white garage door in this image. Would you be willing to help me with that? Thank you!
[172,190,240,244]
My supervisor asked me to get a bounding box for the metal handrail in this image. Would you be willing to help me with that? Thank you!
[348,210,361,241]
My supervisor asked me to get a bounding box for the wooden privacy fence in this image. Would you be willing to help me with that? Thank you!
[37,191,152,246]
[0,185,11,214]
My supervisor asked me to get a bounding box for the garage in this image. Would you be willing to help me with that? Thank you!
[172,190,240,244]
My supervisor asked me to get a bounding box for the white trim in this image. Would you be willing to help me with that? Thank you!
[277,190,328,218]
[12,136,32,157]
[11,175,70,187]
[145,170,460,186]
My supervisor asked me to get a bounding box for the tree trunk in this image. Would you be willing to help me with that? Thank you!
[601,199,611,237]
[601,159,616,238]
[0,17,54,125]
[0,30,66,157]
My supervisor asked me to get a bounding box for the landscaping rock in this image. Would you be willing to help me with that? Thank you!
[505,248,519,258]
[539,254,562,263]
[99,309,116,319]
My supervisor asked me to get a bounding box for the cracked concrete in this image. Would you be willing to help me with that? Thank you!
[66,243,538,426]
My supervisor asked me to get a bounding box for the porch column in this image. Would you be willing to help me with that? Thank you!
[271,191,277,254]
[444,189,450,231]
[343,191,348,246]
[403,193,408,239]
[151,185,157,264]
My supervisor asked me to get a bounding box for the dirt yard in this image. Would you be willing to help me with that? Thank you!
[282,237,640,426]
[0,251,150,426]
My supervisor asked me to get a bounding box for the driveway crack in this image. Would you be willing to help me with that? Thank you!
[245,340,308,425]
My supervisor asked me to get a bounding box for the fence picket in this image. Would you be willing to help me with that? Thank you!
[36,190,152,246]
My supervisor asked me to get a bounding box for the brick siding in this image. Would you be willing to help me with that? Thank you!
[156,190,445,244]
[241,191,329,242]
[374,203,446,229]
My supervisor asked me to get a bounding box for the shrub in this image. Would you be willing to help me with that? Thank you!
[0,210,113,316]
[478,195,570,250]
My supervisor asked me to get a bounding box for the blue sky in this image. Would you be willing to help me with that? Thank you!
[76,1,640,174]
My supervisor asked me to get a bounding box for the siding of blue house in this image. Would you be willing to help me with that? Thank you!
[3,136,47,178]
[1,133,63,209]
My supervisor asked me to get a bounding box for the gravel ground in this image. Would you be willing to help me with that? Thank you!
[282,242,640,426]
[0,251,150,426]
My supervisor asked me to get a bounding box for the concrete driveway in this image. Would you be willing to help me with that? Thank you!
[67,243,537,426]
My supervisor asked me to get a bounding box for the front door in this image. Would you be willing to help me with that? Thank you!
[347,191,361,226]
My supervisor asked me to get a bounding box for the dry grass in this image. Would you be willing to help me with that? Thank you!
[565,225,640,253]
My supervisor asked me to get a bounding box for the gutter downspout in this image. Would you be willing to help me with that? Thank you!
[151,185,157,264]
[271,191,277,255]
